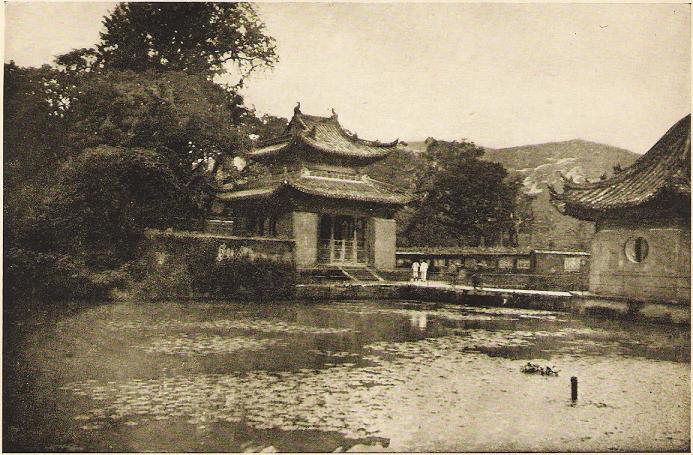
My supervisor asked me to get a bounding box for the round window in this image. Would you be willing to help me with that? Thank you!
[625,237,649,263]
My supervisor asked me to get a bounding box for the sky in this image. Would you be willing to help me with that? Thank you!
[3,2,691,153]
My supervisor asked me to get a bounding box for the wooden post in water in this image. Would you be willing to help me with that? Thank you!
[571,376,578,402]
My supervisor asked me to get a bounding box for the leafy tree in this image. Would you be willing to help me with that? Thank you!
[45,145,182,268]
[5,2,281,302]
[65,70,250,170]
[504,173,535,246]
[3,62,77,272]
[54,48,99,74]
[247,113,289,143]
[4,63,71,191]
[96,2,277,81]
[4,146,182,300]
[402,139,522,247]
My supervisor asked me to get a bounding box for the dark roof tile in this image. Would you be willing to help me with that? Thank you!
[249,109,398,164]
[216,169,412,205]
[550,114,690,219]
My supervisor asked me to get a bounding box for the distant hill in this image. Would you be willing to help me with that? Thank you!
[369,139,640,249]
[483,139,639,195]
[484,140,639,249]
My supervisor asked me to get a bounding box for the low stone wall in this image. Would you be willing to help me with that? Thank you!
[385,270,588,291]
[295,283,689,325]
[144,229,295,261]
[134,229,296,300]
[478,273,588,291]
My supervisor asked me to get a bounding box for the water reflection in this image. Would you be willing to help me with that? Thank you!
[409,312,428,331]
[5,299,690,452]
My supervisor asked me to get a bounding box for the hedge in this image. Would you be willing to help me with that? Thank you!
[131,232,296,301]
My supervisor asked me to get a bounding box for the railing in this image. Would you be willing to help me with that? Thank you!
[318,239,367,264]
[304,168,362,181]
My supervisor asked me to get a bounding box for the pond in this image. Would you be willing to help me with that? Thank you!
[4,300,690,452]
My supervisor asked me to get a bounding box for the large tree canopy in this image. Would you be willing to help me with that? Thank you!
[65,70,252,171]
[402,139,527,247]
[46,146,182,267]
[96,2,277,80]
[5,3,283,301]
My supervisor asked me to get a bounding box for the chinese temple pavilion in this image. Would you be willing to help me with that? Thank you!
[550,114,691,303]
[212,104,411,270]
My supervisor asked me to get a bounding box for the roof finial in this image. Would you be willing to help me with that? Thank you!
[331,108,338,119]
[294,102,301,115]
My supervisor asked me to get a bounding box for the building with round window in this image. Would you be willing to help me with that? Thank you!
[550,114,690,304]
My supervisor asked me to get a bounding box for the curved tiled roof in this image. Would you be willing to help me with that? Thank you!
[216,169,413,206]
[550,114,690,220]
[249,108,398,164]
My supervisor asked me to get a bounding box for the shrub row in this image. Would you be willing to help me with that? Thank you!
[130,233,296,301]
[4,247,127,303]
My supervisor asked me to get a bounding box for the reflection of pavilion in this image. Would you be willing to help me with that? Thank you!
[410,312,428,330]
[213,104,411,270]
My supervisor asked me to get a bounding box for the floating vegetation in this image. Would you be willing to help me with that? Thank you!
[46,301,689,452]
[520,362,560,376]
[107,318,354,335]
[64,365,404,439]
[141,335,285,356]
[315,301,573,324]
[315,304,522,322]
[63,329,583,438]
[307,349,361,359]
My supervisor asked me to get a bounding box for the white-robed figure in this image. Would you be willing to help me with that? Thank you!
[411,260,420,281]
[419,260,429,282]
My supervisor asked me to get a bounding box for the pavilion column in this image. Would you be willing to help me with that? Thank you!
[292,212,319,267]
[368,217,396,270]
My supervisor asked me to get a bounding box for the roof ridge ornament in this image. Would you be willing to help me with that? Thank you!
[294,101,301,115]
[331,108,338,120]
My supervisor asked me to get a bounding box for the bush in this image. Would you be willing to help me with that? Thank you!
[130,233,296,301]
[191,253,296,300]
[214,255,296,299]
[129,256,193,301]
[4,248,120,302]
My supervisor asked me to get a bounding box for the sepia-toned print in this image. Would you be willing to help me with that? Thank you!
[3,2,690,452]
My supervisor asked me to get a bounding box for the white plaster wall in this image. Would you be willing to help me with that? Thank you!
[590,221,690,303]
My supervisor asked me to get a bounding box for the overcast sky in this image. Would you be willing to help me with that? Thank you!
[4,2,691,152]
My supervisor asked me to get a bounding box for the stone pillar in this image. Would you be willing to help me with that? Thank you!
[369,217,396,270]
[292,212,318,267]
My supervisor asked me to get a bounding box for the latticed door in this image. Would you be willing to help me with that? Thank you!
[317,214,368,265]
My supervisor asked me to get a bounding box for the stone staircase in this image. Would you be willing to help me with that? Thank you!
[297,267,351,284]
[297,266,385,284]
[339,267,385,283]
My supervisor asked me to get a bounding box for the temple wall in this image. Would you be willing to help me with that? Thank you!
[369,218,396,270]
[275,211,293,238]
[590,217,690,303]
[292,212,319,267]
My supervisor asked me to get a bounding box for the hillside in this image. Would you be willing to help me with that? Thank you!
[485,140,639,249]
[369,139,640,250]
[484,140,639,195]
